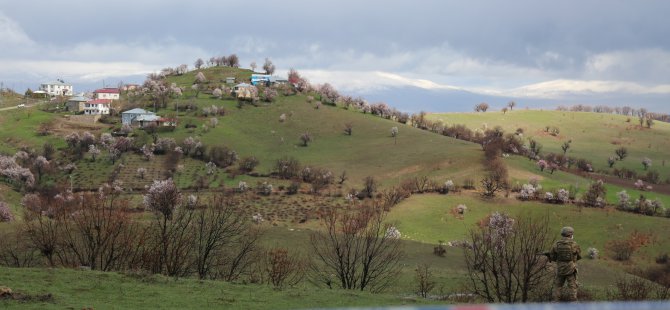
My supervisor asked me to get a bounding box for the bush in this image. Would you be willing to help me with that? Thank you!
[607,240,636,261]
[0,202,13,222]
[587,247,599,259]
[607,276,654,301]
[286,182,300,195]
[208,146,238,167]
[257,182,273,196]
[656,253,669,264]
[583,180,606,208]
[273,157,300,179]
[238,156,259,173]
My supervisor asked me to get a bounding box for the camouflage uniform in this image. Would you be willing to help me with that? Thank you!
[550,227,582,302]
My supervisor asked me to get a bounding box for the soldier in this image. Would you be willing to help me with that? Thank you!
[550,226,582,302]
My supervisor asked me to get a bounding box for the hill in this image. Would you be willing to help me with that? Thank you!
[2,67,670,307]
[157,67,485,186]
[427,110,670,181]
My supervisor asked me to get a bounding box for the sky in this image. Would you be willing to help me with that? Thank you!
[1,0,669,112]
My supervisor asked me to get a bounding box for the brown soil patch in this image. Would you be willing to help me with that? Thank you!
[51,115,112,136]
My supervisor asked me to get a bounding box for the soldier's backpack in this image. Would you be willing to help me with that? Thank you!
[556,240,574,262]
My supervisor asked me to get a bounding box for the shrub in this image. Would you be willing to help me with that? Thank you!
[286,182,300,195]
[433,241,447,257]
[264,247,304,289]
[385,226,401,239]
[587,247,599,259]
[517,183,540,200]
[274,157,300,179]
[583,180,606,208]
[607,276,654,301]
[299,132,312,146]
[257,182,273,196]
[208,146,238,167]
[617,190,631,211]
[0,202,13,222]
[238,181,248,192]
[238,156,259,173]
[414,264,436,298]
[556,189,570,203]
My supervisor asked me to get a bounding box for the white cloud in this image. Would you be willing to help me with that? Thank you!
[298,70,464,93]
[298,68,670,100]
[584,49,670,83]
[507,79,670,99]
[0,60,157,83]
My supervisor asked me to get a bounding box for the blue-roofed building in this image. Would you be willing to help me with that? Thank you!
[250,74,272,86]
[121,108,155,125]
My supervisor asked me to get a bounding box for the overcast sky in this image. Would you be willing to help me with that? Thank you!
[1,0,669,112]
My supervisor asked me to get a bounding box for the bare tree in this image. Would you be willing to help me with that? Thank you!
[263,58,276,75]
[300,132,312,146]
[561,140,571,155]
[344,122,353,136]
[415,263,436,298]
[192,194,253,280]
[615,147,628,161]
[194,58,204,69]
[464,213,554,303]
[250,61,257,72]
[226,54,240,67]
[309,202,403,292]
[508,101,516,111]
[57,187,146,271]
[263,247,305,288]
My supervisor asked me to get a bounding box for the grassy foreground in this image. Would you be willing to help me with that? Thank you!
[0,267,430,309]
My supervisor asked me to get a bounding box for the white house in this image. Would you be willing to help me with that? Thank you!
[93,88,120,100]
[40,80,73,96]
[83,99,111,115]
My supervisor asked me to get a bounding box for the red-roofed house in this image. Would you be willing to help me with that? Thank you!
[94,88,120,100]
[83,99,111,115]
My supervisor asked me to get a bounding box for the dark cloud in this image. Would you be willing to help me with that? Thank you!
[0,0,669,109]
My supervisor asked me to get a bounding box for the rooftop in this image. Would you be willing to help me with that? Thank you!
[88,99,112,105]
[122,108,153,114]
[136,114,161,122]
[94,88,120,94]
[42,81,72,86]
[68,96,89,102]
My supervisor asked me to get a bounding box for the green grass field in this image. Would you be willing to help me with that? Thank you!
[0,266,432,310]
[428,110,670,180]
[157,94,485,188]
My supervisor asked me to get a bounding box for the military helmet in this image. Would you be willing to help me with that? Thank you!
[561,226,574,237]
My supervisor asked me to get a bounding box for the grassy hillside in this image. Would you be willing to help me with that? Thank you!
[153,68,486,187]
[428,110,670,180]
[387,192,670,290]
